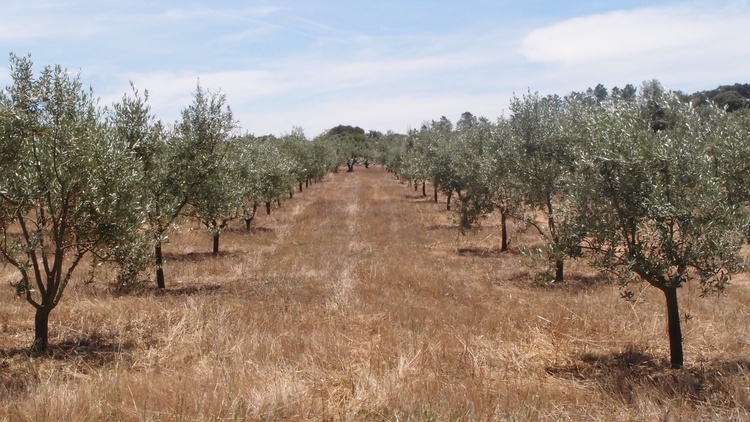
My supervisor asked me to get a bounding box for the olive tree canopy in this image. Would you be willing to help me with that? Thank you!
[0,54,146,353]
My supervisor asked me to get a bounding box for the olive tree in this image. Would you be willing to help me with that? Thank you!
[0,54,145,353]
[310,131,346,175]
[703,106,750,214]
[372,131,408,176]
[451,113,496,230]
[113,83,237,285]
[186,142,243,255]
[322,125,367,172]
[279,127,309,195]
[412,127,441,199]
[178,84,239,255]
[574,91,748,368]
[234,135,263,230]
[398,129,428,193]
[234,134,302,230]
[509,91,584,282]
[455,117,523,252]
[307,136,336,183]
[108,85,182,289]
[240,136,296,217]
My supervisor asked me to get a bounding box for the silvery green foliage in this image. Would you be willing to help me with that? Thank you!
[308,136,337,181]
[178,84,240,252]
[279,127,311,189]
[371,131,407,175]
[572,88,748,368]
[0,54,146,352]
[310,132,346,174]
[238,135,296,211]
[451,113,495,230]
[575,92,747,295]
[701,105,750,222]
[508,91,585,281]
[421,117,462,202]
[106,83,164,290]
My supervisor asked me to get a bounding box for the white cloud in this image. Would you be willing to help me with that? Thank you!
[519,2,750,93]
[103,43,510,134]
[0,3,282,41]
[522,3,750,64]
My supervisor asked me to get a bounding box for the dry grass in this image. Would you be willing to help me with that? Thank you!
[1,167,749,421]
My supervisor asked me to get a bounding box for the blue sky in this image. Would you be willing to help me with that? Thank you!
[2,0,749,137]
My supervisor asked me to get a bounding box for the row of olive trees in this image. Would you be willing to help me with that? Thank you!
[0,54,336,354]
[113,84,334,289]
[375,82,750,369]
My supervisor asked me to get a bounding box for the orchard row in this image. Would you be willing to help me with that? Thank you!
[369,81,750,369]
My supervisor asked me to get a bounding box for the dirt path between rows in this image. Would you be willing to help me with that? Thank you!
[248,167,438,312]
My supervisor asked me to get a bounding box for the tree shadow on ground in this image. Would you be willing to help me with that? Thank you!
[163,251,238,262]
[224,226,274,234]
[546,346,750,409]
[426,224,456,231]
[112,278,224,297]
[0,331,138,398]
[500,270,615,293]
[0,331,137,364]
[404,194,434,203]
[151,283,223,296]
[456,246,506,258]
[50,332,137,364]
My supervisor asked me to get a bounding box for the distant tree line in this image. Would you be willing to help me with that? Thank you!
[681,83,750,112]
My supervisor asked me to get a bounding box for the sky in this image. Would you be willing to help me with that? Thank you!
[1,0,749,137]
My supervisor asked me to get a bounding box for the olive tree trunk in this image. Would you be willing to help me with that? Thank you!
[212,232,220,255]
[33,307,51,356]
[500,212,508,252]
[554,260,564,283]
[155,241,165,289]
[664,286,684,368]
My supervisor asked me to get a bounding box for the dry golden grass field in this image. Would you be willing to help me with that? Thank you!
[1,166,750,421]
